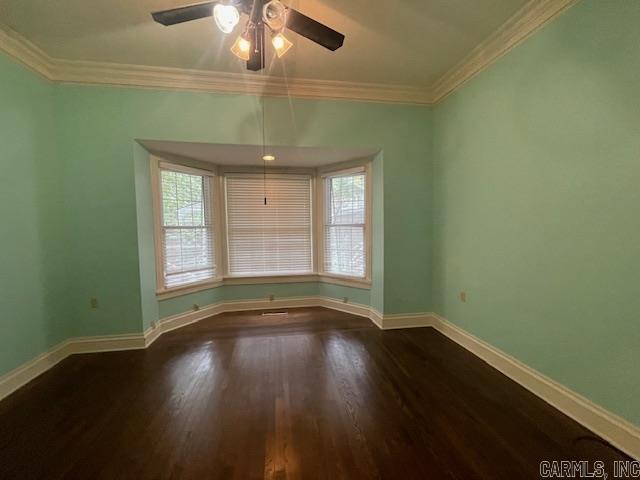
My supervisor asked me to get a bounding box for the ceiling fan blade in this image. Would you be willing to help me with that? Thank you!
[286,9,344,51]
[247,23,265,71]
[152,1,217,26]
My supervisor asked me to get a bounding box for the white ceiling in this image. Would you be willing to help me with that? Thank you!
[139,140,379,167]
[0,0,528,88]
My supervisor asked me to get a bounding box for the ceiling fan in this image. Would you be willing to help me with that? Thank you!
[151,0,345,71]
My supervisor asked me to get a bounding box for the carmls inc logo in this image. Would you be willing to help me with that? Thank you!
[539,460,640,479]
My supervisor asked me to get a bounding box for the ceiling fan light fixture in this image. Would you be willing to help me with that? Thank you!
[263,154,276,161]
[263,0,287,31]
[231,35,251,60]
[151,1,345,71]
[213,3,240,34]
[272,33,293,58]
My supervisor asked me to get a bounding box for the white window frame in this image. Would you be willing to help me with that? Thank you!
[151,157,222,296]
[316,163,372,287]
[151,157,372,299]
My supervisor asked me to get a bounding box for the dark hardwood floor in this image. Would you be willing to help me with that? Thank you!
[0,308,629,479]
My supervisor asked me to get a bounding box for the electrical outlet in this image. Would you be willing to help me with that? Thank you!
[343,297,349,304]
[193,304,200,311]
[90,298,98,309]
[269,294,275,301]
[459,291,467,303]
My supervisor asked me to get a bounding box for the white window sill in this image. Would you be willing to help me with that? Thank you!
[317,274,371,289]
[222,274,318,285]
[156,278,224,300]
[156,273,371,300]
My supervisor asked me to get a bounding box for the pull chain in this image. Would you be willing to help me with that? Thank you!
[260,19,267,206]
[263,95,267,206]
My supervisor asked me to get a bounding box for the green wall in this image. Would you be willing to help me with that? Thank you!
[54,84,432,337]
[432,0,640,425]
[0,56,66,374]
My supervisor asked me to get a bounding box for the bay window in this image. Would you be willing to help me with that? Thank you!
[152,157,371,295]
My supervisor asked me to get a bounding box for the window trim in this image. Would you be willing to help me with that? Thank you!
[316,163,372,284]
[151,156,221,295]
[151,156,372,297]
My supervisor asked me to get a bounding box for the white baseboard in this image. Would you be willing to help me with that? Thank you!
[368,308,384,329]
[380,312,437,330]
[71,333,147,353]
[431,314,640,460]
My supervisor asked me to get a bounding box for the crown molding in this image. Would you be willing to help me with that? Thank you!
[52,59,433,105]
[1,1,580,106]
[0,23,54,79]
[429,0,581,103]
[0,23,431,105]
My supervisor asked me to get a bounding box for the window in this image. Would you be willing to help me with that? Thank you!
[152,157,372,295]
[157,165,216,289]
[322,168,367,279]
[225,174,313,276]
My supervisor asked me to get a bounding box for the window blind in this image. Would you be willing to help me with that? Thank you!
[160,168,216,288]
[324,170,366,278]
[225,174,313,276]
